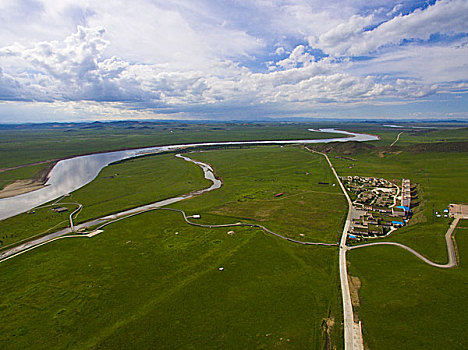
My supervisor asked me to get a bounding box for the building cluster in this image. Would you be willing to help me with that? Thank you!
[342,176,398,208]
[401,178,411,207]
[341,176,413,241]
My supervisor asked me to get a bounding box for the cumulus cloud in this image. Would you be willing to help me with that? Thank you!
[0,0,466,121]
[0,25,441,111]
[312,0,468,56]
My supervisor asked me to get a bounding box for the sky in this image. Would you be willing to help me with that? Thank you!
[0,0,467,122]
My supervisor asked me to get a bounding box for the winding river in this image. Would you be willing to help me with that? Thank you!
[0,128,378,221]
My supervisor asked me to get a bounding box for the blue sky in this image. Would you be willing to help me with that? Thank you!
[0,0,467,122]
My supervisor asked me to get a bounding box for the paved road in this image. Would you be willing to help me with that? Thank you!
[307,148,362,350]
[350,217,461,268]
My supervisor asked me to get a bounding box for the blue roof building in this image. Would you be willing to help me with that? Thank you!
[392,221,405,226]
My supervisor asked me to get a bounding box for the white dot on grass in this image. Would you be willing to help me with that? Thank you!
[218,267,224,271]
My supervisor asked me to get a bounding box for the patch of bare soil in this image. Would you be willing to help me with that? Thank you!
[0,162,55,199]
[348,276,361,308]
[0,180,47,199]
[348,275,362,323]
[322,317,336,350]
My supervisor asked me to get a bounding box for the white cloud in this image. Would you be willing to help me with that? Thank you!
[349,40,468,85]
[0,0,466,121]
[312,0,468,56]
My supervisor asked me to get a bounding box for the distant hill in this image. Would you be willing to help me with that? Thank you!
[308,141,376,155]
[405,141,468,153]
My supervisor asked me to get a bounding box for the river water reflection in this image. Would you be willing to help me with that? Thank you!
[0,129,377,221]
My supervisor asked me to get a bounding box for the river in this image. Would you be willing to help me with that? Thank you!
[0,128,378,221]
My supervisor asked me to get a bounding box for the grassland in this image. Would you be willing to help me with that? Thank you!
[0,122,347,192]
[0,145,346,349]
[1,122,467,349]
[173,146,347,244]
[0,153,210,248]
[0,210,342,349]
[0,122,344,169]
[316,129,468,349]
[347,221,468,349]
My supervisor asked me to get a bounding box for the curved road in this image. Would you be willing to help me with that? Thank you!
[350,217,460,268]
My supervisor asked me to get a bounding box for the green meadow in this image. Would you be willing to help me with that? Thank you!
[173,146,346,244]
[0,145,346,349]
[0,122,344,169]
[0,123,467,349]
[347,222,468,349]
[0,153,210,248]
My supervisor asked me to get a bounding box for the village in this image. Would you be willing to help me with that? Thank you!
[341,175,412,241]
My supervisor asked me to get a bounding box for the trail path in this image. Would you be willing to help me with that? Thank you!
[0,153,336,263]
[390,132,403,147]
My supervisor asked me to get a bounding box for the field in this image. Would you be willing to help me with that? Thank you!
[0,153,210,248]
[0,145,347,349]
[0,122,467,349]
[317,129,468,349]
[0,122,345,169]
[174,146,346,244]
[347,222,468,349]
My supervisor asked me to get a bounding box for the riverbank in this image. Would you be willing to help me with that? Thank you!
[0,129,378,221]
[0,161,56,199]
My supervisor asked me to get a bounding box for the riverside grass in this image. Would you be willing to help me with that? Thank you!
[0,145,346,349]
[0,123,344,169]
[1,126,467,349]
[0,153,210,248]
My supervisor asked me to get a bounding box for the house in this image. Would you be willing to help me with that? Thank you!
[51,207,68,213]
[449,203,468,218]
[392,207,406,217]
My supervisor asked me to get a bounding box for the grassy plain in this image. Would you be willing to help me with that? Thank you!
[0,145,346,349]
[0,210,341,349]
[174,146,347,244]
[1,122,467,349]
[0,153,209,248]
[347,221,468,349]
[0,122,344,169]
[319,130,468,349]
